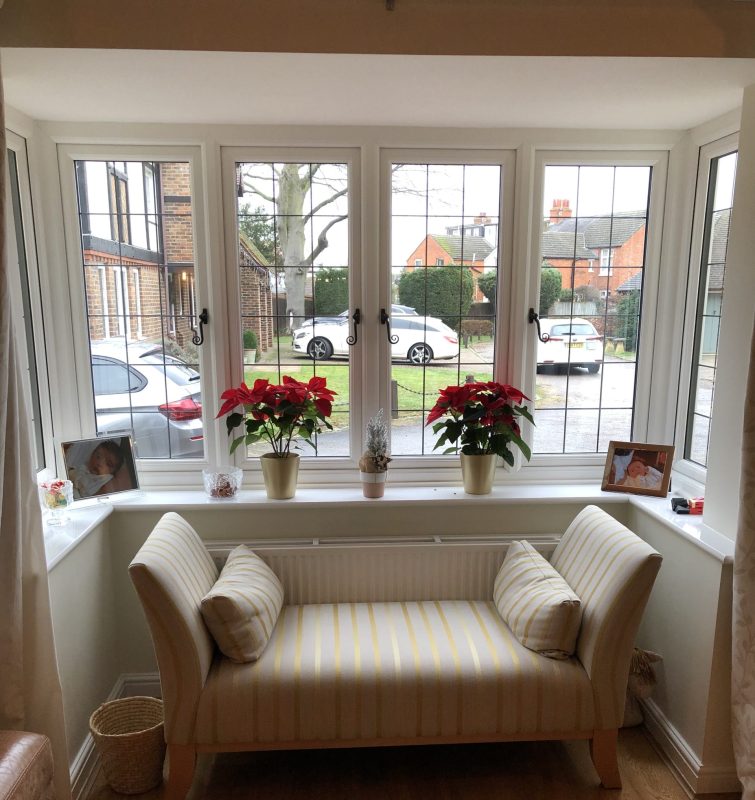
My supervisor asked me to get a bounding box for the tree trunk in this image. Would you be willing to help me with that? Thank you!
[278,165,307,330]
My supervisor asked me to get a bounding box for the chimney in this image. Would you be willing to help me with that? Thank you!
[473,212,491,225]
[549,199,572,223]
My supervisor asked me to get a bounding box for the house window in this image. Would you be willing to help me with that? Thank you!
[74,159,204,460]
[389,158,503,456]
[599,248,613,276]
[6,142,48,470]
[414,259,422,266]
[685,149,737,468]
[234,158,352,457]
[534,162,652,455]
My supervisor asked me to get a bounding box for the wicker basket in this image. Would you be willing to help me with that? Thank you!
[89,696,166,794]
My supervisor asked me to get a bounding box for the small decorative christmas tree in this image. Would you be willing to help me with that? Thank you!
[359,409,391,473]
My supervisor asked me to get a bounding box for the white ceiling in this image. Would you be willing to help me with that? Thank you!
[3,49,755,130]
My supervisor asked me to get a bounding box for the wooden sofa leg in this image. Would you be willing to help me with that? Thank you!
[590,729,622,789]
[166,744,197,800]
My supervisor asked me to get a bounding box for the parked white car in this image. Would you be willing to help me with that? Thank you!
[91,340,203,458]
[536,317,603,373]
[293,314,459,364]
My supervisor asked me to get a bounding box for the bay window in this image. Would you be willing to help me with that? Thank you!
[47,137,675,486]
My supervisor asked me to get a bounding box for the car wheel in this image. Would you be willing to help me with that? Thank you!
[408,343,433,365]
[307,337,334,360]
[586,364,601,374]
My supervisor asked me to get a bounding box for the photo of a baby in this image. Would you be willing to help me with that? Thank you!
[62,436,139,500]
[602,441,674,497]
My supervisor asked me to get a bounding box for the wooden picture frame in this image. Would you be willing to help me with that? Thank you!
[601,441,674,497]
[61,435,139,500]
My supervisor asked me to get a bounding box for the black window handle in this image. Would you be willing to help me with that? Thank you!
[192,308,209,346]
[346,308,361,346]
[528,308,550,343]
[380,308,399,344]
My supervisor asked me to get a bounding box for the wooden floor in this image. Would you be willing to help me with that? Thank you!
[87,728,740,800]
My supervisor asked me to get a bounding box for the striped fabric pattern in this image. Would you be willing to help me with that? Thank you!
[129,512,219,744]
[550,505,662,729]
[201,545,284,663]
[194,599,595,745]
[494,540,582,659]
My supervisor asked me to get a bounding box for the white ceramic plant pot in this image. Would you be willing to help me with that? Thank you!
[360,470,387,498]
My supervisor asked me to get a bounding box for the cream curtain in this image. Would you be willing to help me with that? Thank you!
[0,60,71,799]
[733,319,755,799]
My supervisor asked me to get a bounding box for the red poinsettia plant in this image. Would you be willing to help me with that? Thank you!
[426,381,534,466]
[217,376,336,457]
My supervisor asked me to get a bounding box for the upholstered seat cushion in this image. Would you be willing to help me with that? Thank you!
[194,600,595,745]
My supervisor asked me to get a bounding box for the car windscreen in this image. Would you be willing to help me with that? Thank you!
[550,323,596,336]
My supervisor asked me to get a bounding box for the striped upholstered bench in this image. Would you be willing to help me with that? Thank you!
[129,505,661,800]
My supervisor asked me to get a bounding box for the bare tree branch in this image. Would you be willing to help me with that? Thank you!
[241,178,275,205]
[302,215,348,267]
[305,187,349,221]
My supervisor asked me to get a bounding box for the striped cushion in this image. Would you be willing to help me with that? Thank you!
[201,545,284,663]
[194,600,594,744]
[494,540,582,659]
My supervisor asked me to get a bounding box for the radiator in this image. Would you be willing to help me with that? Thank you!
[207,534,560,604]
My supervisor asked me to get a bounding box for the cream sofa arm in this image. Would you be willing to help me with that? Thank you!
[551,505,662,730]
[129,513,219,745]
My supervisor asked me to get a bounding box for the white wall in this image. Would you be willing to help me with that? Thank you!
[628,504,736,792]
[47,518,120,760]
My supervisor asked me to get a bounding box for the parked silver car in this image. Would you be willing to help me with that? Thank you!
[90,340,203,458]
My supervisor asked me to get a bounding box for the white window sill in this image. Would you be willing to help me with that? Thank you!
[44,502,113,570]
[43,484,735,570]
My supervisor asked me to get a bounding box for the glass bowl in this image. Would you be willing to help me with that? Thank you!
[203,466,243,499]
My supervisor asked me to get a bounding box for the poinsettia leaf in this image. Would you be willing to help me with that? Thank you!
[226,412,244,433]
[500,448,515,466]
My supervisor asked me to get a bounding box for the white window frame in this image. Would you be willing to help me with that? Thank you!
[673,133,738,488]
[132,267,144,338]
[220,146,363,476]
[599,247,613,276]
[4,129,55,473]
[379,148,516,477]
[522,150,668,471]
[37,125,684,489]
[57,143,214,480]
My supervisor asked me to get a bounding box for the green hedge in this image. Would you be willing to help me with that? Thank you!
[397,267,474,329]
[313,269,349,315]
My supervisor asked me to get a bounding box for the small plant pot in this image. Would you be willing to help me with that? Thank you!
[260,453,300,499]
[360,470,387,498]
[460,453,497,495]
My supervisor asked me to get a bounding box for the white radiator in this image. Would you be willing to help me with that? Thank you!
[207,534,560,604]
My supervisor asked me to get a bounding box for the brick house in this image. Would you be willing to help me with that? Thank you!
[541,198,646,297]
[405,233,494,301]
[79,160,273,356]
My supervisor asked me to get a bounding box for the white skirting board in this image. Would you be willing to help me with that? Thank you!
[641,698,741,795]
[70,674,740,798]
[70,673,161,800]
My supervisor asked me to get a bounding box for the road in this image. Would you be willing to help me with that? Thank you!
[271,347,712,458]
